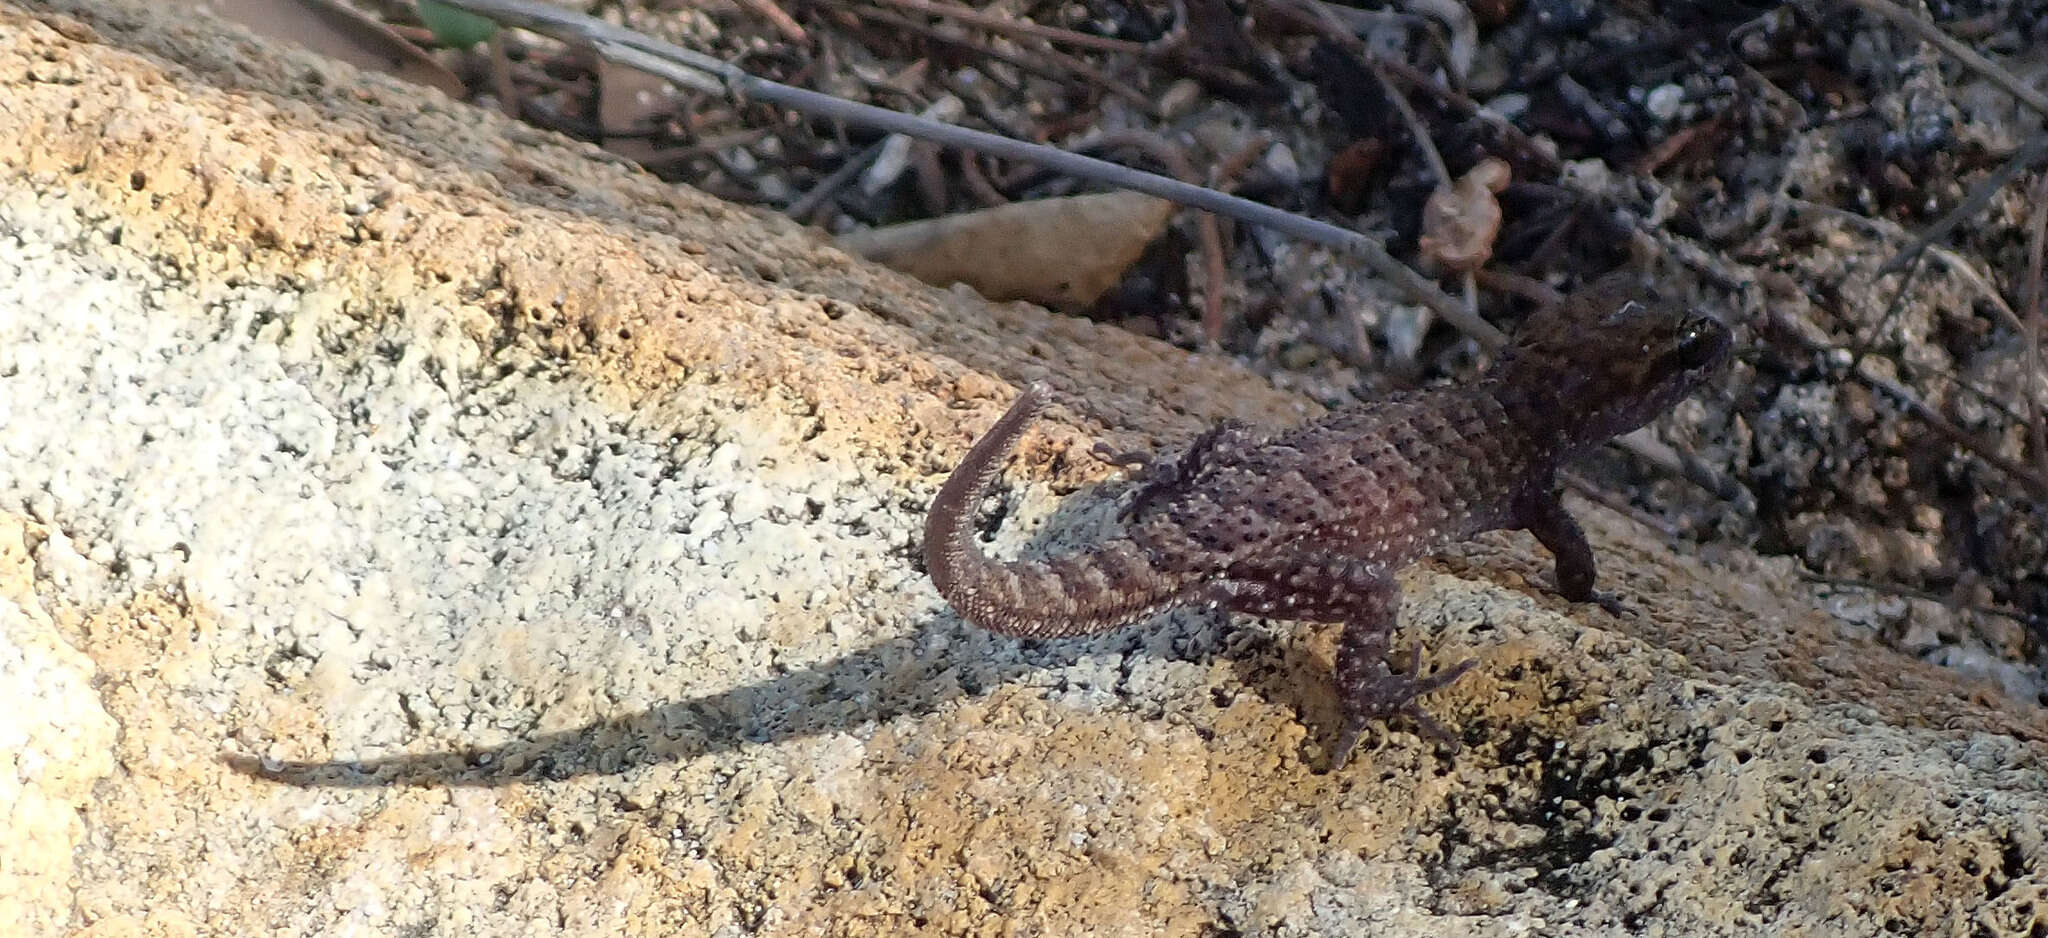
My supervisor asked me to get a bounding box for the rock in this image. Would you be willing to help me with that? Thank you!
[1,2,2044,935]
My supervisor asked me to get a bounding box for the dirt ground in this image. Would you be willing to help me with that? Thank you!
[3,0,2047,936]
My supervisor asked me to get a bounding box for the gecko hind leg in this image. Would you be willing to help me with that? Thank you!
[1096,419,1259,520]
[1214,559,1477,770]
[1331,625,1477,769]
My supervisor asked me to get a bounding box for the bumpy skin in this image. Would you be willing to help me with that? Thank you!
[925,273,1732,767]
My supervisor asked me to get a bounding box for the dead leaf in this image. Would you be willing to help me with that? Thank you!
[1418,157,1511,273]
[1325,139,1388,215]
[195,0,464,99]
[838,191,1176,312]
[597,56,680,164]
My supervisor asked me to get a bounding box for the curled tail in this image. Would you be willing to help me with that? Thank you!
[924,384,1192,638]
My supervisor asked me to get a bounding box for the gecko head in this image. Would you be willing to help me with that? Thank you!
[1492,272,1732,446]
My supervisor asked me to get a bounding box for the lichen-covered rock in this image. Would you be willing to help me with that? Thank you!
[0,515,118,938]
[0,2,2043,935]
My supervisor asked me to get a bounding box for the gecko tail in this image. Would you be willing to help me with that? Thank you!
[923,384,1188,639]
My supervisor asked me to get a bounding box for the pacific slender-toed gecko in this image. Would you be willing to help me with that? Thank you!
[924,273,1731,767]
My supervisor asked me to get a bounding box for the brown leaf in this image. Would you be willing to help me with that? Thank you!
[596,56,678,164]
[1325,139,1387,215]
[199,0,464,99]
[838,192,1177,312]
[1418,157,1511,274]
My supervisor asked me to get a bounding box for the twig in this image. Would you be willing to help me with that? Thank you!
[1368,59,1480,332]
[1838,0,2048,119]
[1079,130,1230,349]
[1212,134,1274,191]
[1613,427,1754,515]
[1473,267,1562,306]
[486,32,519,119]
[1851,244,1927,381]
[411,0,1502,346]
[1780,196,2031,350]
[1561,471,1680,538]
[1772,299,2048,498]
[1876,132,2048,274]
[1396,0,1478,86]
[1273,0,1512,180]
[738,0,808,44]
[1855,225,2032,431]
[1659,227,2048,500]
[1371,62,1451,189]
[1263,0,1510,352]
[1295,0,1415,33]
[1745,205,2048,483]
[1206,135,1275,338]
[869,0,1148,55]
[637,127,777,174]
[2025,171,2048,476]
[786,143,881,220]
[1735,135,1815,255]
[956,150,1008,208]
[1634,110,1731,177]
[846,5,1146,109]
[1360,57,1561,174]
[931,69,1031,141]
[850,4,1154,113]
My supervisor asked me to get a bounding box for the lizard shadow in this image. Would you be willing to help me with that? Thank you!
[227,616,1323,789]
[228,485,1326,789]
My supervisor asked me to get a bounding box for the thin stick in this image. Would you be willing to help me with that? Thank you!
[1474,267,1563,306]
[1079,130,1230,348]
[1372,58,1560,174]
[846,5,1147,109]
[1371,61,1451,187]
[738,0,808,44]
[2025,172,2048,476]
[870,0,1149,55]
[637,127,777,173]
[1366,59,1481,333]
[786,142,880,220]
[413,0,1503,346]
[1561,471,1680,538]
[1876,133,2048,274]
[1781,306,2048,498]
[1660,227,2048,499]
[1782,196,2031,345]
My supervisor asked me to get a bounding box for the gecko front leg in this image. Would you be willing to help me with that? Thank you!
[1516,484,1626,615]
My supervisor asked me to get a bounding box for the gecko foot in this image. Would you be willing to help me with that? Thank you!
[1090,441,1154,472]
[1329,644,1478,770]
[1585,589,1630,617]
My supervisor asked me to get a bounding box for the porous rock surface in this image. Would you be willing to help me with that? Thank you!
[0,2,2043,935]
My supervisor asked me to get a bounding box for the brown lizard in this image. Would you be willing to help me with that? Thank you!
[924,273,1731,767]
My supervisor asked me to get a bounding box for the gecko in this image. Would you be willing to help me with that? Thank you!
[923,272,1731,768]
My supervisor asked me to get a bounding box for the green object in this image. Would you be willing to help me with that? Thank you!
[417,0,499,49]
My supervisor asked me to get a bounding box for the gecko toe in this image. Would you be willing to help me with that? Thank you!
[1330,652,1477,766]
[1408,656,1478,696]
[1327,647,1490,765]
[1401,705,1462,752]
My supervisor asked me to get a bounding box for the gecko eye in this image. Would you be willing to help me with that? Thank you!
[1668,318,1729,370]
